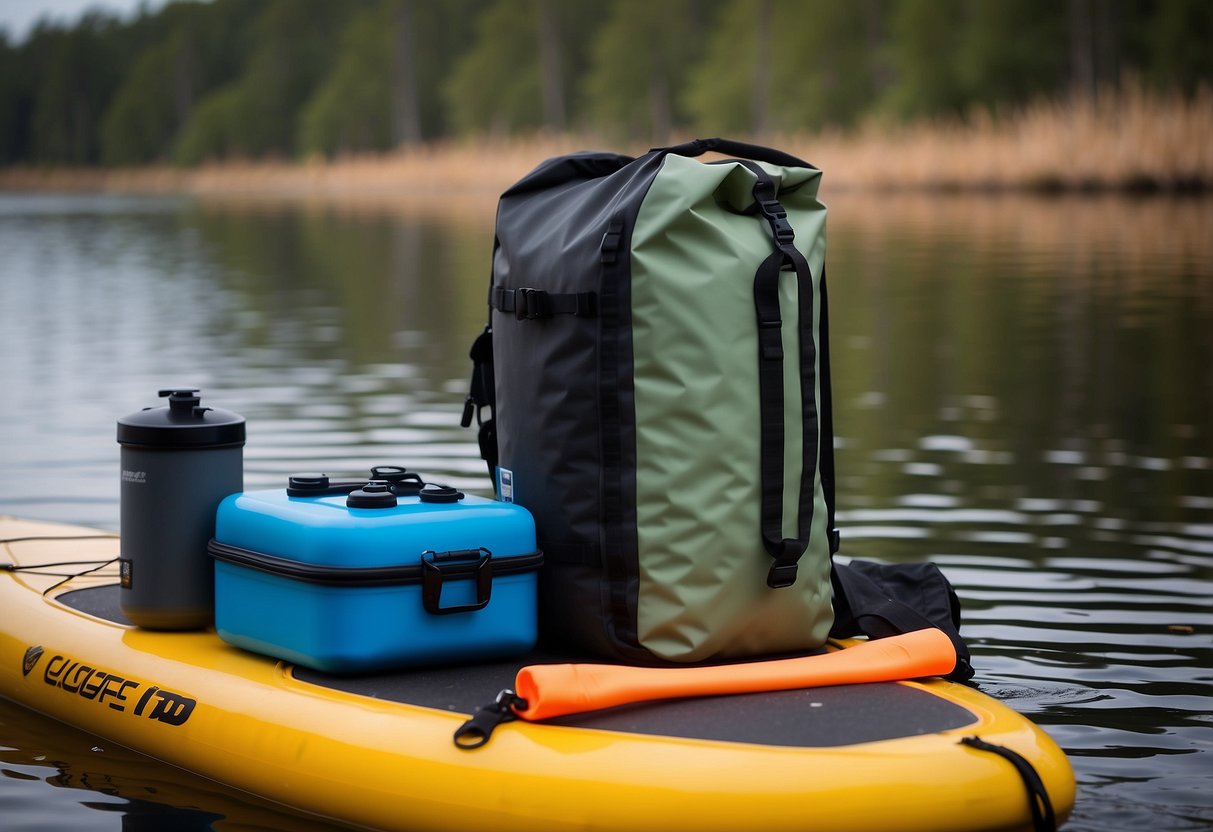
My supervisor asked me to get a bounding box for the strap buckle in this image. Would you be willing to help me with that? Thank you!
[766,538,806,588]
[767,561,799,589]
[757,199,795,245]
[515,288,546,320]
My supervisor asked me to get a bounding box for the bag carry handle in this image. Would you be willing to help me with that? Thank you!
[421,548,493,616]
[738,161,820,588]
[652,137,815,170]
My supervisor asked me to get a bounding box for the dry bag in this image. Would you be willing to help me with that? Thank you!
[464,138,839,664]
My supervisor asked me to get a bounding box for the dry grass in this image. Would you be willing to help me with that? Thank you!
[0,135,593,224]
[1,84,1209,203]
[799,81,1213,192]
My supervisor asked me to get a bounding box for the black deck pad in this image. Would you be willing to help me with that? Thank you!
[59,583,135,625]
[59,585,977,748]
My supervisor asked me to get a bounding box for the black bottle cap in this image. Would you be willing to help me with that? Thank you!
[117,389,245,449]
[419,483,465,504]
[347,481,399,509]
[287,473,330,496]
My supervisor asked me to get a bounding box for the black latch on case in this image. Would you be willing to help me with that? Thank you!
[421,548,492,615]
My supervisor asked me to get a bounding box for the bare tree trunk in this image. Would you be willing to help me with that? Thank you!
[649,73,671,145]
[1093,0,1119,90]
[752,0,772,140]
[864,0,892,99]
[536,0,566,131]
[1068,0,1095,103]
[174,31,196,131]
[72,99,85,164]
[391,0,421,147]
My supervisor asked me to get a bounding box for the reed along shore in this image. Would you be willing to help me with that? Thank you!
[2,86,1209,202]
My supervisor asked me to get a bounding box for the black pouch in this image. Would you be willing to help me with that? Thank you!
[829,559,974,682]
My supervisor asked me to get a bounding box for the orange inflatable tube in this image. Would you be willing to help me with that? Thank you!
[513,628,957,721]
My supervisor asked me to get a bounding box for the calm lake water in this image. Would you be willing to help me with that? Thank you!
[1,188,1210,831]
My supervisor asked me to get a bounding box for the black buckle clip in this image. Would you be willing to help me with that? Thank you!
[756,198,795,246]
[515,288,547,320]
[767,561,799,589]
[421,548,493,615]
[772,218,795,246]
[767,538,803,588]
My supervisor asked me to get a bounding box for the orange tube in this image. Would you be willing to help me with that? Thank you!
[514,629,957,721]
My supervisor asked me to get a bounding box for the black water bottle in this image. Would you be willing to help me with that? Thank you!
[117,389,245,629]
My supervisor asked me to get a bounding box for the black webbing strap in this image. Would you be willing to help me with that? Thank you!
[461,326,497,480]
[818,267,840,554]
[745,164,819,589]
[960,737,1057,832]
[490,286,597,320]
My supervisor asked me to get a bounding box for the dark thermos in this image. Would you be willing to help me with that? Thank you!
[117,389,245,629]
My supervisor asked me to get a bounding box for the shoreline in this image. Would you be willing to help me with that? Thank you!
[2,84,1210,202]
[2,162,1207,200]
[3,142,1208,270]
[0,140,1207,203]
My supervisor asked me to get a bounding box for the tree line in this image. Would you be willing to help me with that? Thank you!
[1,0,1209,167]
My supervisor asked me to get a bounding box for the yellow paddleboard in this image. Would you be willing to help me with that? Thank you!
[1,517,1074,832]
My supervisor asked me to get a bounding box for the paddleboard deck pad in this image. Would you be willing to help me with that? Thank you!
[1,518,1075,832]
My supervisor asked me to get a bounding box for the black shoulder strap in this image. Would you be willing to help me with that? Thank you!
[818,267,839,553]
[461,323,497,482]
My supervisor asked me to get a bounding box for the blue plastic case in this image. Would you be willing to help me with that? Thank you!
[210,481,540,673]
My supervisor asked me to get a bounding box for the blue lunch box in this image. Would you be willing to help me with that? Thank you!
[209,471,541,673]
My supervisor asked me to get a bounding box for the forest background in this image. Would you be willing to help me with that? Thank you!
[1,0,1210,194]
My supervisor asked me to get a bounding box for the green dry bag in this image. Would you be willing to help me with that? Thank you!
[464,138,837,663]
